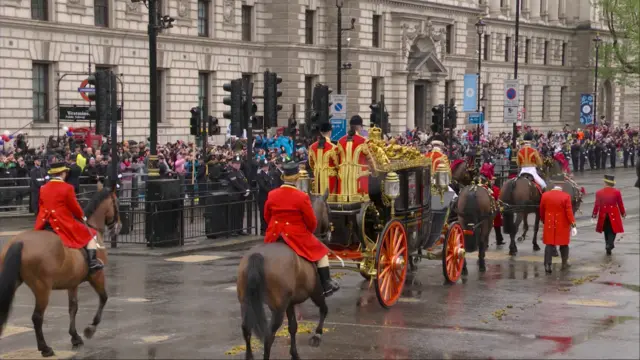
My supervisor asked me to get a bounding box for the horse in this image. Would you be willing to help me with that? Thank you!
[236,191,330,360]
[499,173,544,256]
[456,182,496,273]
[451,160,476,192]
[0,187,120,357]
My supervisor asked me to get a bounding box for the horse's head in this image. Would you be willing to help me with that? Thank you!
[84,187,122,241]
[310,190,331,243]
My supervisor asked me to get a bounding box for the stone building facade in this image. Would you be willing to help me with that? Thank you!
[0,0,638,145]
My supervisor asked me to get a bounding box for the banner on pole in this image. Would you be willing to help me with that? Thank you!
[579,93,594,125]
[463,74,478,112]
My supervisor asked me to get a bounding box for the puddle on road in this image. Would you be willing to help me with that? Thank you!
[0,326,30,339]
[165,255,225,263]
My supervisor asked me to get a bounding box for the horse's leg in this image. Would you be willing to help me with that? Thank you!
[241,304,254,360]
[31,283,55,357]
[462,259,468,276]
[84,271,108,339]
[308,290,328,347]
[285,304,300,360]
[67,287,84,348]
[478,230,488,272]
[532,212,541,252]
[518,214,529,242]
[509,213,523,256]
[263,308,285,360]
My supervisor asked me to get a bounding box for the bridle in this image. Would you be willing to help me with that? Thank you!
[86,192,121,239]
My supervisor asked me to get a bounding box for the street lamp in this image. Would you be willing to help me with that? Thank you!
[336,0,355,94]
[475,18,485,145]
[509,0,522,177]
[592,33,602,138]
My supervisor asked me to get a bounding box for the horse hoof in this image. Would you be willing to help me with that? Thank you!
[509,249,517,256]
[479,265,486,273]
[40,347,55,358]
[533,244,541,252]
[309,335,321,347]
[84,325,96,339]
[71,336,84,348]
[517,236,525,242]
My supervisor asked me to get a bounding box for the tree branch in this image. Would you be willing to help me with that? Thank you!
[604,5,639,74]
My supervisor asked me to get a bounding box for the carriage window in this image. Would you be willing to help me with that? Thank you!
[407,172,419,208]
[422,168,430,206]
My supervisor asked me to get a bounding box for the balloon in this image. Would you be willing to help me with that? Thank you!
[2,130,9,136]
[8,135,13,140]
[63,126,69,132]
[68,127,74,132]
[0,140,3,145]
[1,135,8,142]
[66,131,73,137]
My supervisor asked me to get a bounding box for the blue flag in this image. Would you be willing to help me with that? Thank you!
[463,74,478,112]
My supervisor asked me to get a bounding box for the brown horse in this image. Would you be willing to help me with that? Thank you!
[236,192,330,360]
[451,160,476,193]
[456,183,495,273]
[499,174,543,256]
[0,188,120,357]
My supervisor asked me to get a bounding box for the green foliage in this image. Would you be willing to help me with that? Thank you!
[598,0,640,84]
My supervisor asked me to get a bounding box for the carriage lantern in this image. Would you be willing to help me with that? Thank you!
[384,172,400,215]
[297,169,311,193]
[434,162,451,191]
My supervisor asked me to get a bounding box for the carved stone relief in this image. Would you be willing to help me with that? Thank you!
[67,0,81,4]
[401,19,444,60]
[223,0,234,24]
[126,1,141,13]
[177,0,189,18]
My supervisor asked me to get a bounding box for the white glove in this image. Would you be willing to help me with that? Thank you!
[591,217,596,224]
[571,227,577,237]
[244,190,250,197]
[82,216,87,222]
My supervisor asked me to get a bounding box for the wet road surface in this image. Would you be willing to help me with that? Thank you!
[1,168,639,359]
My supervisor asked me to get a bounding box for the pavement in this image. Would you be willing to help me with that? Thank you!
[0,167,638,359]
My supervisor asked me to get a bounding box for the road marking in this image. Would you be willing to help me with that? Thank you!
[397,297,422,303]
[165,255,224,263]
[12,304,122,313]
[115,297,150,303]
[0,349,76,359]
[566,299,619,307]
[225,285,237,291]
[0,231,22,236]
[0,326,30,339]
[138,335,171,344]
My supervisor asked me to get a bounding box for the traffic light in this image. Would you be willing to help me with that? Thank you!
[312,84,332,124]
[223,79,243,137]
[208,116,221,135]
[370,102,380,128]
[189,107,201,136]
[263,71,283,129]
[431,105,444,134]
[87,70,112,135]
[445,106,458,129]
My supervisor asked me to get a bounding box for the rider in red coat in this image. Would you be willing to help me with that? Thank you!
[592,174,626,255]
[34,161,103,272]
[263,161,340,296]
[540,174,577,274]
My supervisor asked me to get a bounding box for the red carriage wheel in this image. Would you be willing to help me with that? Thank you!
[374,220,409,308]
[442,222,466,283]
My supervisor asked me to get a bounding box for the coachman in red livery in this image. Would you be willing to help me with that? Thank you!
[592,174,626,255]
[479,161,504,245]
[33,161,103,272]
[263,161,340,296]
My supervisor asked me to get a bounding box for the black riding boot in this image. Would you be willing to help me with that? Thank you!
[494,226,505,245]
[559,246,570,270]
[317,267,340,297]
[544,245,554,274]
[87,249,104,273]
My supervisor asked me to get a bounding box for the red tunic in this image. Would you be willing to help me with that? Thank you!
[592,187,626,234]
[539,189,576,246]
[337,133,369,197]
[263,185,328,262]
[309,137,339,195]
[425,149,446,170]
[34,179,97,249]
[517,145,543,168]
[491,185,502,227]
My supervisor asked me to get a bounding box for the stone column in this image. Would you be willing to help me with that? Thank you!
[547,0,559,24]
[407,79,415,129]
[557,0,565,22]
[490,0,502,16]
[510,0,517,17]
[431,80,442,108]
[530,0,541,20]
[578,0,591,23]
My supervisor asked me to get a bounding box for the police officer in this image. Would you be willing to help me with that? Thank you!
[594,139,603,170]
[608,141,617,169]
[587,139,596,170]
[255,158,273,235]
[623,137,634,168]
[270,158,284,188]
[579,140,587,172]
[29,156,47,214]
[226,155,250,236]
[600,141,608,169]
[65,154,82,193]
[570,140,580,173]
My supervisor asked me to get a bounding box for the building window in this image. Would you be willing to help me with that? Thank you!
[542,86,550,119]
[372,15,381,48]
[543,40,549,65]
[305,10,315,45]
[560,86,567,120]
[157,69,165,123]
[198,0,209,37]
[371,77,383,103]
[242,5,253,41]
[505,36,511,62]
[198,72,210,116]
[525,39,531,64]
[94,0,109,27]
[561,42,567,66]
[32,63,49,123]
[304,76,316,123]
[445,25,454,54]
[31,0,47,20]
[483,34,490,61]
[523,85,531,120]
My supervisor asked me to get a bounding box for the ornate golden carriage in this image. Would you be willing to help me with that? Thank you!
[303,127,465,308]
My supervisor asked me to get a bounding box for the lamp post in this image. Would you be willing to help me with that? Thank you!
[336,0,355,94]
[592,33,602,138]
[475,18,486,145]
[509,0,521,177]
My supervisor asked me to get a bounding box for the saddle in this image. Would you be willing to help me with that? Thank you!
[42,221,91,266]
[517,174,543,196]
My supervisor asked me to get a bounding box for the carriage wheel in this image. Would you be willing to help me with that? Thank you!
[374,220,408,308]
[442,222,466,283]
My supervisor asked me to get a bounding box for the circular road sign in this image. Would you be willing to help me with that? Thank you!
[335,103,343,112]
[506,87,517,100]
[79,79,93,102]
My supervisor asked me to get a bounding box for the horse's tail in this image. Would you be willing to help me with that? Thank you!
[501,179,516,235]
[0,241,23,335]
[242,253,267,341]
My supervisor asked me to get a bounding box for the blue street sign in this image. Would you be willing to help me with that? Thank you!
[78,88,95,93]
[468,112,484,125]
[334,103,343,112]
[330,118,346,141]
